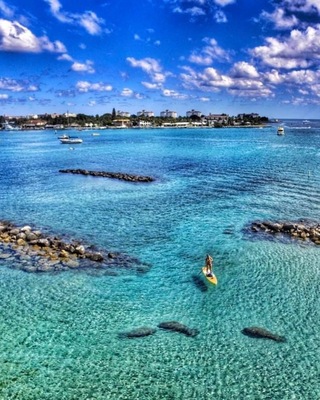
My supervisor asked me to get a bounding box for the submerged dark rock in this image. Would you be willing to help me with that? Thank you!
[158,321,199,337]
[0,220,148,274]
[119,327,157,339]
[59,169,155,183]
[248,219,320,246]
[241,326,286,342]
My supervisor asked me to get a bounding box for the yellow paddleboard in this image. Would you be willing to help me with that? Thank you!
[202,267,218,285]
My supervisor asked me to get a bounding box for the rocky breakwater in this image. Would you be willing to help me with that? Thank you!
[250,220,320,245]
[0,220,148,273]
[59,169,155,183]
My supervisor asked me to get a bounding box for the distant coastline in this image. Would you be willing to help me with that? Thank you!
[1,112,269,131]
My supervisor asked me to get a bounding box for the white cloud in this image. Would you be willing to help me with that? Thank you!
[180,65,272,98]
[282,0,320,14]
[0,0,14,18]
[213,0,235,6]
[121,88,133,97]
[45,0,105,35]
[0,19,66,53]
[0,93,9,99]
[127,57,170,83]
[162,88,189,99]
[75,81,112,92]
[260,8,299,30]
[214,10,227,23]
[251,26,320,69]
[188,37,230,65]
[173,6,206,16]
[71,60,95,74]
[230,62,259,79]
[121,87,145,99]
[57,53,73,62]
[142,81,162,89]
[0,77,39,92]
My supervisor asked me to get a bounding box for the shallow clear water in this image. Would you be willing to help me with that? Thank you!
[0,123,319,399]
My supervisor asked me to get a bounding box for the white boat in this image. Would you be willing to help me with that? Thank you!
[60,137,83,144]
[277,126,284,135]
[58,134,69,139]
[1,121,20,131]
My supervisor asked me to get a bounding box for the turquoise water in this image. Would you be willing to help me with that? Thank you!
[0,122,319,399]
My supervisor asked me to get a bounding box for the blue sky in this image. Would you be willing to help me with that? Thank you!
[1,0,320,118]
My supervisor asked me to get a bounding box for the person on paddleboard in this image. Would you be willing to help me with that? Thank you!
[205,254,213,276]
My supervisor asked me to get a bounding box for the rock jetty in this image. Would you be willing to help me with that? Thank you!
[242,326,286,342]
[0,220,148,273]
[59,169,155,183]
[250,220,320,245]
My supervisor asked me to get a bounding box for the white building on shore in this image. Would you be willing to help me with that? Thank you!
[186,109,202,118]
[160,110,177,118]
[137,110,154,117]
[117,111,131,118]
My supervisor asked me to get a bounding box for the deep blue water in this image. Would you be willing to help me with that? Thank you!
[0,122,319,399]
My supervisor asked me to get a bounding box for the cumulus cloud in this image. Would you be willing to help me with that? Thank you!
[121,87,145,99]
[75,81,112,92]
[0,19,66,53]
[71,60,95,74]
[260,8,299,30]
[0,93,9,99]
[180,65,272,98]
[188,37,230,65]
[45,0,105,35]
[121,88,133,97]
[282,0,320,14]
[251,26,320,69]
[214,10,227,23]
[127,57,170,83]
[0,77,39,92]
[230,62,260,79]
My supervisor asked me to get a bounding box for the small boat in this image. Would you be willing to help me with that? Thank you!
[202,267,217,285]
[277,126,284,135]
[60,137,83,144]
[58,134,69,139]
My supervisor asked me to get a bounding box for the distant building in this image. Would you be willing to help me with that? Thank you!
[206,114,229,125]
[137,110,154,117]
[186,109,202,118]
[113,119,130,128]
[160,110,177,118]
[138,120,152,127]
[117,110,131,118]
[63,112,77,118]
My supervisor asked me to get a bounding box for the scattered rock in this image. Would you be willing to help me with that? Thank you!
[59,169,155,183]
[158,321,199,337]
[249,220,320,245]
[0,220,148,274]
[241,326,286,342]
